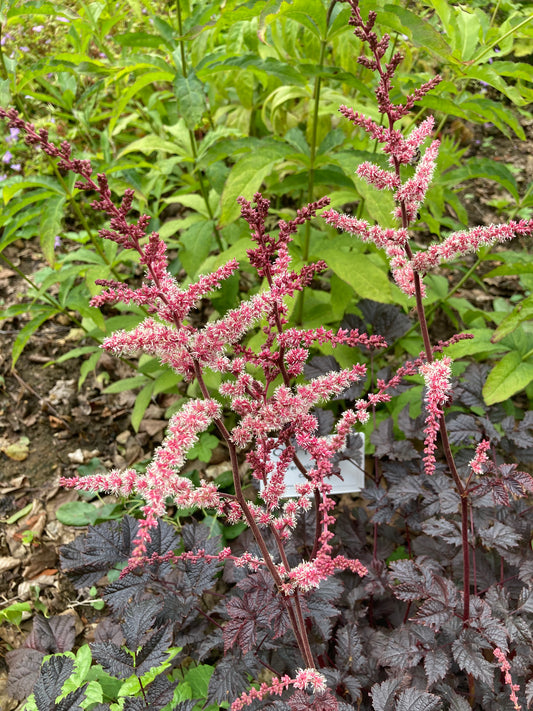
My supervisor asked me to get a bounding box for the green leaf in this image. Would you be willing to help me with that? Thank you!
[0,78,11,106]
[108,70,174,135]
[463,64,528,106]
[103,375,150,394]
[220,141,293,225]
[321,249,393,303]
[443,329,509,358]
[12,306,58,366]
[131,382,154,432]
[277,0,328,39]
[452,6,481,61]
[0,601,31,626]
[78,350,102,388]
[461,97,525,140]
[442,158,518,201]
[483,351,533,405]
[180,220,217,277]
[200,54,304,86]
[2,176,64,203]
[187,433,219,463]
[184,664,214,698]
[492,295,533,342]
[380,4,451,60]
[174,74,206,131]
[113,32,165,49]
[39,195,66,266]
[117,134,187,159]
[56,501,120,526]
[484,263,533,278]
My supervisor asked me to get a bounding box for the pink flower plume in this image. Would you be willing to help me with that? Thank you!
[419,357,452,476]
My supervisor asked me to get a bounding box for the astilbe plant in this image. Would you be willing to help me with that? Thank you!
[3,1,533,709]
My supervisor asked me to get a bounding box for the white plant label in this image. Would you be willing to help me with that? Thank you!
[265,434,365,498]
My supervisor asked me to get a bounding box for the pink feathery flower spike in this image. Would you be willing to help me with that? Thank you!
[419,357,453,476]
[494,648,522,711]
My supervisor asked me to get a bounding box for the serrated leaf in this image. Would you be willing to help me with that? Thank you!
[359,299,411,343]
[491,295,533,342]
[179,220,216,277]
[416,597,455,631]
[422,518,462,546]
[424,648,450,686]
[207,652,252,706]
[380,629,423,669]
[174,74,206,130]
[55,683,89,711]
[220,141,293,225]
[395,687,442,711]
[6,648,45,700]
[91,642,134,679]
[442,158,518,201]
[123,599,162,652]
[33,655,78,711]
[321,249,393,303]
[451,634,493,686]
[60,516,140,589]
[446,414,480,445]
[28,615,76,654]
[483,351,533,405]
[335,624,363,673]
[137,675,176,709]
[134,625,173,677]
[479,521,521,553]
[370,678,401,711]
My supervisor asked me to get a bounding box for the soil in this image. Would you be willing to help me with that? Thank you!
[0,118,532,709]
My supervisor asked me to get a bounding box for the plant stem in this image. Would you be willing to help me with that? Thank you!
[294,0,336,325]
[175,0,222,251]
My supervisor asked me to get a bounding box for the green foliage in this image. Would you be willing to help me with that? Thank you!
[0,601,31,626]
[1,0,531,420]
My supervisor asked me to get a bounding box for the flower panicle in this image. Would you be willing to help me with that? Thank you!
[494,648,522,711]
[419,357,453,476]
[469,439,491,475]
[61,398,222,559]
[230,668,327,711]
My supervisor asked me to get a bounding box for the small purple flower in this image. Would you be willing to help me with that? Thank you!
[0,32,12,46]
[56,16,69,22]
[11,163,21,171]
[2,150,12,164]
[5,127,19,143]
[32,25,44,32]
[19,46,29,52]
[54,235,62,248]
[0,174,6,182]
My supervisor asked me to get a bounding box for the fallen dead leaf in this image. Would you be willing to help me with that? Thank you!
[0,436,30,461]
[0,557,21,573]
[0,476,29,494]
